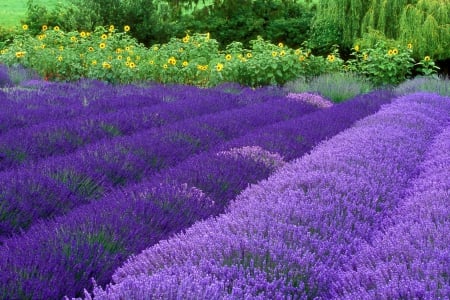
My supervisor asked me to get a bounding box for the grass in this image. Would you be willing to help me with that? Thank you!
[0,0,61,28]
[283,72,374,103]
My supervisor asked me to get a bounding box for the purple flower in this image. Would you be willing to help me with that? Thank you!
[286,92,333,108]
[101,92,449,299]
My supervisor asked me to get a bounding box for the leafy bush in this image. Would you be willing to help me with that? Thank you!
[176,0,315,48]
[24,0,91,35]
[346,39,416,86]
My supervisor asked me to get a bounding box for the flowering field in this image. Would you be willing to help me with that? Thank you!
[0,73,448,299]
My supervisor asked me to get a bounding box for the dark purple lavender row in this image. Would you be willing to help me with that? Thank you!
[0,97,316,241]
[0,90,394,299]
[0,81,162,134]
[0,85,263,172]
[331,125,450,299]
[89,92,449,299]
[0,80,280,135]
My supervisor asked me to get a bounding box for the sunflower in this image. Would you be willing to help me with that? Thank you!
[91,60,97,66]
[216,63,224,72]
[392,48,398,55]
[149,60,154,65]
[163,64,168,69]
[22,24,28,30]
[54,26,60,31]
[38,35,45,41]
[129,62,136,68]
[225,54,232,61]
[59,46,64,51]
[407,43,413,49]
[116,48,123,54]
[246,52,252,58]
[279,50,286,57]
[70,36,77,42]
[354,45,360,52]
[117,55,123,60]
[57,55,63,62]
[42,25,48,31]
[424,56,431,62]
[299,55,305,62]
[102,62,111,69]
[182,61,189,67]
[88,46,94,52]
[182,35,190,43]
[99,43,106,49]
[272,51,278,57]
[363,53,368,60]
[278,42,284,48]
[327,54,335,62]
[101,34,108,40]
[168,57,177,65]
[109,25,115,32]
[387,49,394,56]
[80,31,86,38]
[124,25,130,32]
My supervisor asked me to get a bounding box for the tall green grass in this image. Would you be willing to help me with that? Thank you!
[283,72,374,103]
[395,75,450,97]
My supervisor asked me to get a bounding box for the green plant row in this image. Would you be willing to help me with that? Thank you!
[0,25,439,87]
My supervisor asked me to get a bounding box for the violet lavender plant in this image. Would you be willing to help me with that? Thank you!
[331,125,450,299]
[0,90,394,299]
[0,86,260,171]
[0,96,316,240]
[91,92,449,299]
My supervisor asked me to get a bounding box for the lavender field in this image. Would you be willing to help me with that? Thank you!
[0,75,448,299]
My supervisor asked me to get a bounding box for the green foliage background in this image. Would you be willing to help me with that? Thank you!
[310,0,450,61]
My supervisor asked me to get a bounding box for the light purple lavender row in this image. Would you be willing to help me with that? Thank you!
[286,92,333,108]
[0,97,316,240]
[91,92,449,299]
[0,85,262,172]
[0,90,394,299]
[331,124,450,299]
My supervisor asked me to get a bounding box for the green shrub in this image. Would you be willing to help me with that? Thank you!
[178,0,315,48]
[24,0,90,34]
[346,39,416,86]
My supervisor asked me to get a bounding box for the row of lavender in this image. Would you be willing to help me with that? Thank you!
[0,90,318,240]
[0,80,281,136]
[83,92,449,299]
[0,83,284,171]
[0,91,394,298]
